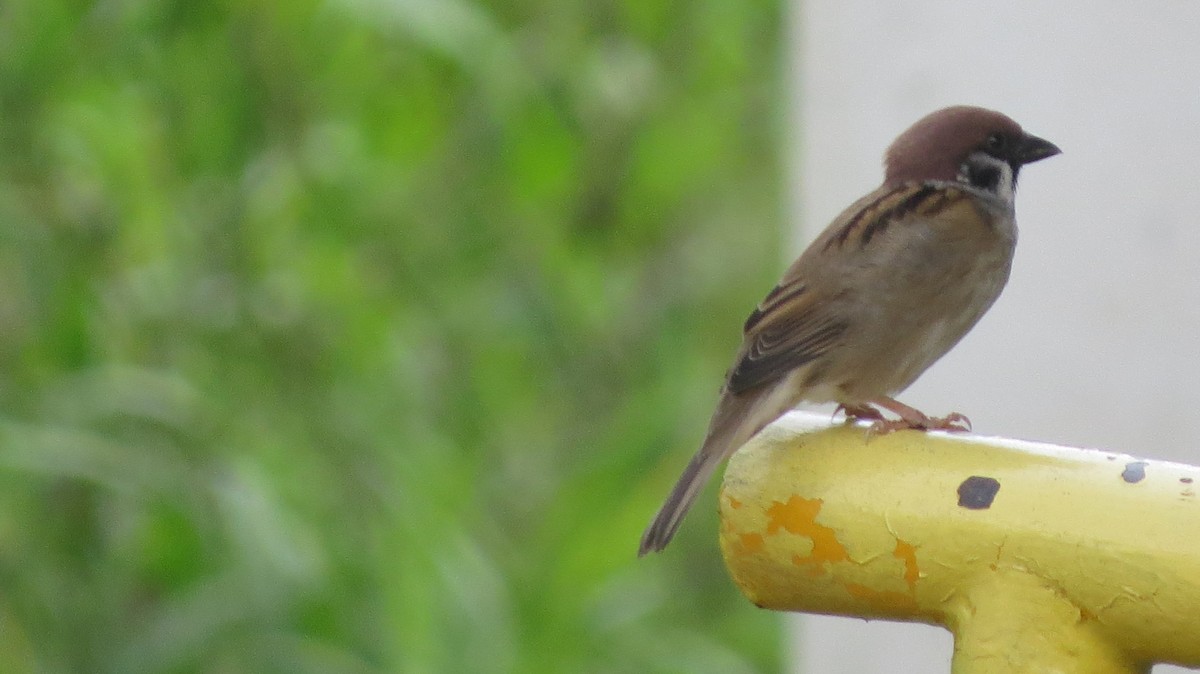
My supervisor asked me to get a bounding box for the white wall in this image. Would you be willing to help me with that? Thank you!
[788,2,1200,672]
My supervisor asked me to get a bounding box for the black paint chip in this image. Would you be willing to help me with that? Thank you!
[1121,461,1148,484]
[957,476,1001,510]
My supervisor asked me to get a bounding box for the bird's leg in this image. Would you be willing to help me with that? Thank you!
[833,403,885,424]
[865,396,972,434]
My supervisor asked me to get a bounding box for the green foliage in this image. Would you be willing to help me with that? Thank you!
[0,0,785,671]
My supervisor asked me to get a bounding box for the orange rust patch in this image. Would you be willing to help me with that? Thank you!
[893,539,920,590]
[790,554,828,577]
[738,532,764,554]
[844,582,919,612]
[727,495,743,509]
[766,495,848,565]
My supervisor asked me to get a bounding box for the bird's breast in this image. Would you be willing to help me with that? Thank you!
[820,205,1017,401]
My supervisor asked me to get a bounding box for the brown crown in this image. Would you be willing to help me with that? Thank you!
[884,106,1024,186]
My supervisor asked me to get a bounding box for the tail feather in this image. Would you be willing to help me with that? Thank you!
[639,383,796,556]
[638,438,726,556]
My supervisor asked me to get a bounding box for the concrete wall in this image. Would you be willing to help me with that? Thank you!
[788,2,1200,672]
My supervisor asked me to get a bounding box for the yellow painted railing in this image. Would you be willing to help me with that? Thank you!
[719,412,1200,674]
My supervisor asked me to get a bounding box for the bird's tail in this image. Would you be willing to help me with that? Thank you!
[638,389,783,556]
[637,435,727,556]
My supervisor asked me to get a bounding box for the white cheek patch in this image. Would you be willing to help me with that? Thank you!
[992,161,1015,203]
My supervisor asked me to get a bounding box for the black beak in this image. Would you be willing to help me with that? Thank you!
[1016,133,1061,165]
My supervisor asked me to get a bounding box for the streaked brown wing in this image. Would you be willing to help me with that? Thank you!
[727,280,846,394]
[726,181,965,395]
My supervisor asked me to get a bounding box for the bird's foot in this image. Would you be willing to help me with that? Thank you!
[923,412,972,432]
[833,403,885,424]
[862,396,973,435]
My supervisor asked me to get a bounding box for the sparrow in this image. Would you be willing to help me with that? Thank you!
[639,105,1059,556]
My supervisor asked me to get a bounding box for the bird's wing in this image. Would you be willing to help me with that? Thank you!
[727,279,847,394]
[727,182,966,395]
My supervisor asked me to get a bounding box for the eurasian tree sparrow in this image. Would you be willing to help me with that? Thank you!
[639,106,1059,556]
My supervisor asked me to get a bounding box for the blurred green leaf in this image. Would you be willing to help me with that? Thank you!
[0,0,786,671]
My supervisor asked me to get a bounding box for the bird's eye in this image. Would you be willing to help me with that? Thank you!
[986,133,1006,152]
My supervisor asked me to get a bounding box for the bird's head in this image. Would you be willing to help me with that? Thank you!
[884,106,1060,197]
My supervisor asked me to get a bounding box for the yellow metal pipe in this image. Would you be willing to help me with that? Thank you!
[718,412,1200,673]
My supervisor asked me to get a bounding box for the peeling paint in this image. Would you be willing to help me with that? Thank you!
[894,539,920,590]
[791,554,828,577]
[738,532,764,554]
[718,412,1200,667]
[766,495,849,565]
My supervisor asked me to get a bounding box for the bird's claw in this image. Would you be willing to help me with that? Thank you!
[867,411,972,436]
[930,412,972,432]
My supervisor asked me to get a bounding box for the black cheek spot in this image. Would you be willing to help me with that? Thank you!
[1121,461,1148,484]
[957,476,1001,510]
[972,166,1000,191]
[1182,477,1194,485]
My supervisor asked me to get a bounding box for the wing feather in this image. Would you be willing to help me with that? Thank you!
[727,181,966,395]
[727,281,846,394]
